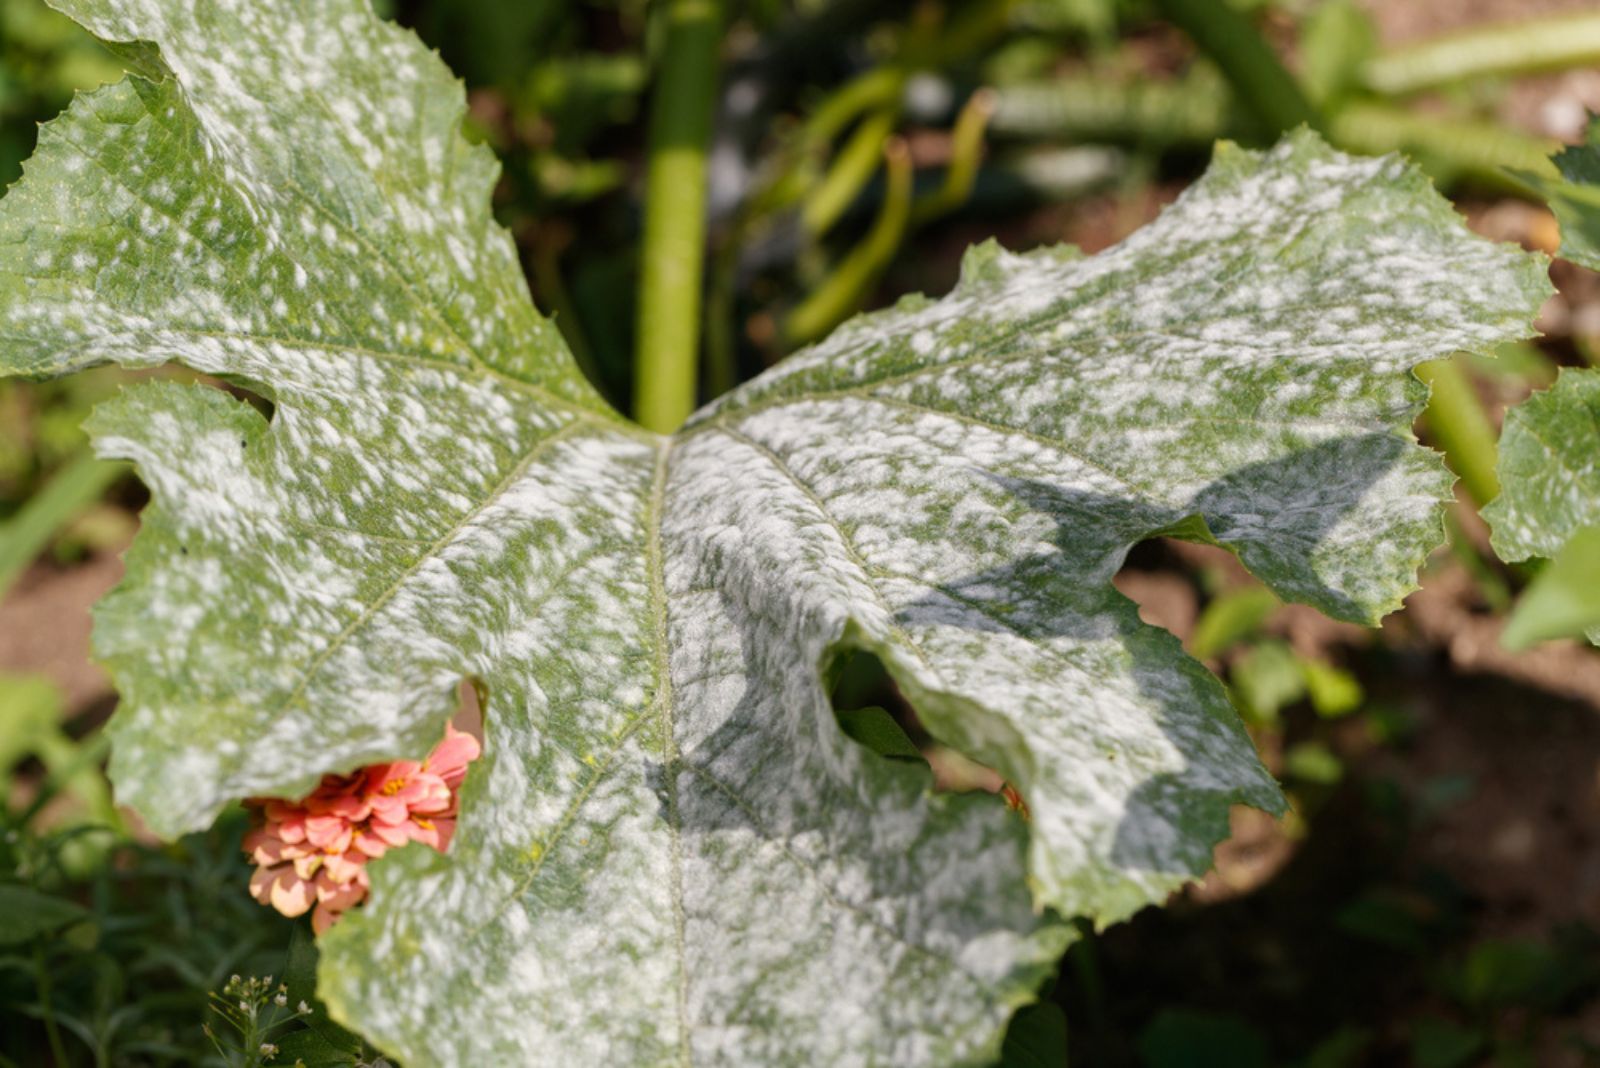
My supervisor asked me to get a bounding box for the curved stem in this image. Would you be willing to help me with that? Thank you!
[1418,356,1500,509]
[784,139,913,346]
[802,108,900,237]
[1153,0,1323,137]
[1364,12,1600,95]
[1330,100,1559,190]
[633,0,723,433]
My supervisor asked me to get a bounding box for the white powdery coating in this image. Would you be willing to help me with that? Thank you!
[0,5,1555,1065]
[1486,368,1600,563]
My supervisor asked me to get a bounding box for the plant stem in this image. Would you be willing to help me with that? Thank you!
[911,89,996,225]
[1330,100,1560,189]
[34,943,70,1068]
[1363,12,1600,95]
[802,66,904,151]
[633,0,722,433]
[990,75,1558,192]
[802,108,899,236]
[784,139,913,346]
[1418,357,1501,509]
[1153,0,1323,137]
[989,70,1234,144]
[0,452,124,599]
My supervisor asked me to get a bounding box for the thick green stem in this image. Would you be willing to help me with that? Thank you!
[633,0,722,433]
[1364,12,1600,95]
[1153,0,1323,137]
[1418,357,1500,509]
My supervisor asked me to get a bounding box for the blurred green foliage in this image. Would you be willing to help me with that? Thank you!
[0,0,121,188]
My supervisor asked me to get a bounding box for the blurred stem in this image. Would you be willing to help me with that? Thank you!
[991,76,1558,192]
[1152,0,1323,136]
[802,108,899,236]
[785,140,913,345]
[633,0,722,432]
[35,943,69,1068]
[0,452,124,599]
[1418,357,1500,509]
[989,71,1233,144]
[35,730,120,831]
[18,729,110,828]
[1444,511,1512,614]
[1364,12,1600,95]
[1330,101,1560,189]
[911,89,996,225]
[803,66,903,150]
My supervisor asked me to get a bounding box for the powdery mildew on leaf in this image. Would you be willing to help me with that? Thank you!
[1516,117,1600,276]
[1487,120,1600,642]
[1487,369,1600,568]
[0,0,1551,1064]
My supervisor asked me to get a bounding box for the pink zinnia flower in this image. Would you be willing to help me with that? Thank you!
[243,724,480,934]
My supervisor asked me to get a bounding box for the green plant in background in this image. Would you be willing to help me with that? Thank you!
[0,23,121,594]
[0,800,292,1065]
[1,690,377,1068]
[0,0,121,185]
[0,674,119,870]
[0,0,1558,1062]
[1187,578,1363,791]
[1486,120,1600,650]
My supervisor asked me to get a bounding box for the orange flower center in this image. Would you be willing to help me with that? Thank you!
[381,777,408,796]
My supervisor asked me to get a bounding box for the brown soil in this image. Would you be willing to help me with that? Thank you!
[0,551,122,713]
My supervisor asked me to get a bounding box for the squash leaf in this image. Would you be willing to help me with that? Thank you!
[0,1,1549,1062]
[1490,118,1600,647]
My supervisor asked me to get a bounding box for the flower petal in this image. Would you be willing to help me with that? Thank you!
[426,726,480,781]
[268,868,316,918]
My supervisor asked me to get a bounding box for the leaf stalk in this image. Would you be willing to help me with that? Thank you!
[633,0,723,433]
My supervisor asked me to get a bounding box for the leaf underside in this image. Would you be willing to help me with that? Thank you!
[0,1,1549,1064]
[1490,118,1600,646]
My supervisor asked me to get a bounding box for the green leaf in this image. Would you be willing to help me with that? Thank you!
[1230,640,1305,726]
[1283,741,1342,785]
[1138,1008,1269,1068]
[1501,525,1600,649]
[0,884,92,945]
[0,1,1549,1062]
[836,706,923,760]
[1487,369,1600,647]
[1491,123,1600,648]
[1188,584,1279,660]
[1515,117,1600,272]
[1409,1017,1485,1068]
[0,672,62,771]
[1301,658,1362,719]
[997,1001,1068,1067]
